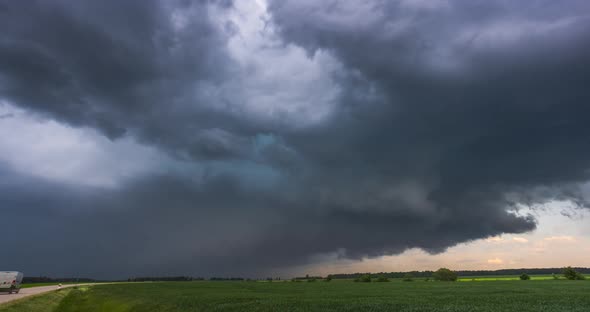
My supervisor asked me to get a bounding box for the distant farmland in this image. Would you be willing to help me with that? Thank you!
[1,278,589,312]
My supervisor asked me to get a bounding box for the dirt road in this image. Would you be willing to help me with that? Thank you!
[0,284,84,305]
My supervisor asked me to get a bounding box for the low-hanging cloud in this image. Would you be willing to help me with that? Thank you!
[1,0,590,278]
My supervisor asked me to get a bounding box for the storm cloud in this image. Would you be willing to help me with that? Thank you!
[1,0,590,278]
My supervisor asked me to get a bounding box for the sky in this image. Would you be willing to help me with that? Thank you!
[0,0,589,279]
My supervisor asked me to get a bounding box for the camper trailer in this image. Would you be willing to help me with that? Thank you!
[0,271,23,294]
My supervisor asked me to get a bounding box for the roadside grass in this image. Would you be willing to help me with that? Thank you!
[51,279,590,312]
[57,286,134,312]
[0,289,72,312]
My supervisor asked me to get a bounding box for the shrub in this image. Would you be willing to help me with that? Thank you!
[307,278,317,282]
[433,268,458,282]
[424,278,430,282]
[325,276,332,282]
[402,273,413,282]
[563,267,577,280]
[520,273,530,280]
[563,267,585,280]
[552,273,559,280]
[376,276,390,282]
[354,275,372,283]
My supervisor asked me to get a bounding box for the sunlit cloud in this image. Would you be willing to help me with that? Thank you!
[486,236,504,243]
[512,237,529,243]
[487,258,504,265]
[544,236,576,242]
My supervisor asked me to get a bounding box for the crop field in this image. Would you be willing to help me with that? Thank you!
[1,279,589,312]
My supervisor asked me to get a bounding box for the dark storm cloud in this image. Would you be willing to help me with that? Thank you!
[261,0,590,255]
[0,0,259,157]
[1,0,590,278]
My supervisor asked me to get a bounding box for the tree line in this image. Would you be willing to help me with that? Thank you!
[327,267,590,280]
[23,267,589,283]
[23,276,97,283]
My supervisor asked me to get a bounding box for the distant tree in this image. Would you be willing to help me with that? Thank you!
[433,268,458,282]
[402,273,413,282]
[376,276,390,282]
[520,273,530,280]
[564,267,577,280]
[307,278,317,282]
[354,275,372,283]
[563,267,585,280]
[325,276,332,282]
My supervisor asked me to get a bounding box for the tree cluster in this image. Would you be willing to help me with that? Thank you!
[563,267,585,280]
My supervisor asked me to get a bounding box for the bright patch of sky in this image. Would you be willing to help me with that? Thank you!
[291,202,590,276]
[0,100,284,191]
[0,101,167,188]
[211,0,342,128]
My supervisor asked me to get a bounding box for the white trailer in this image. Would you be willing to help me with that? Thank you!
[0,271,24,294]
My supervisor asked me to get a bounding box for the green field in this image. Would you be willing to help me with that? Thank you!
[2,279,589,312]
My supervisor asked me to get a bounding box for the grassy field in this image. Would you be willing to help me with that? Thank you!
[1,279,589,312]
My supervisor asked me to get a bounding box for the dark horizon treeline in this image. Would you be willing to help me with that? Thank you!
[327,267,590,279]
[127,277,247,282]
[22,267,590,283]
[23,276,98,283]
[127,276,197,282]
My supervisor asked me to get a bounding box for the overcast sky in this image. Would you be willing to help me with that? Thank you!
[1,0,589,279]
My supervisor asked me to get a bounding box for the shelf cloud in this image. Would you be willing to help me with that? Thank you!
[1,0,589,278]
